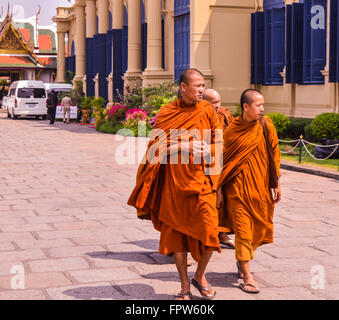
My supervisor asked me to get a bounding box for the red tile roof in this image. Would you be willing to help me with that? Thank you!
[38,35,52,51]
[0,55,36,68]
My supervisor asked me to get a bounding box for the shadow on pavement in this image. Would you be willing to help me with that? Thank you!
[122,239,159,251]
[142,271,239,290]
[86,251,174,265]
[62,283,170,300]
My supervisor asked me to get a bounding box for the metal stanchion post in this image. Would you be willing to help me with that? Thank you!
[299,135,303,164]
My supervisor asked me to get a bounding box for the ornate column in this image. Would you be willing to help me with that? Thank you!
[53,7,70,83]
[97,0,110,34]
[145,0,162,71]
[74,0,86,81]
[190,0,213,87]
[124,0,142,84]
[56,31,66,83]
[86,0,97,38]
[141,0,173,86]
[112,0,124,29]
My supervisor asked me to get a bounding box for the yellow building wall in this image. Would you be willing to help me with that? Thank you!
[207,0,255,111]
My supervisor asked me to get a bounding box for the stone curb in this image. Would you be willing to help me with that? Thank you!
[281,161,339,181]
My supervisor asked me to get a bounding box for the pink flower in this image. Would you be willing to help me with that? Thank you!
[125,108,148,121]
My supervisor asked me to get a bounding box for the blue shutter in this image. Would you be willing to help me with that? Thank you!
[330,0,339,82]
[86,37,95,97]
[122,8,128,78]
[174,0,190,81]
[264,10,272,84]
[141,1,147,71]
[251,12,265,84]
[271,7,285,84]
[286,5,292,83]
[292,3,304,83]
[303,0,326,84]
[97,33,108,101]
[113,29,123,100]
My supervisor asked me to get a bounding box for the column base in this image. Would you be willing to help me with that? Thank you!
[141,70,174,87]
[123,71,142,95]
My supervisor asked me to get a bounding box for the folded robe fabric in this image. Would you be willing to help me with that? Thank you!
[127,99,222,258]
[218,116,281,248]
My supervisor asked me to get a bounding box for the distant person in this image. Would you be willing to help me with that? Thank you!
[48,90,58,125]
[61,94,72,124]
[203,89,235,249]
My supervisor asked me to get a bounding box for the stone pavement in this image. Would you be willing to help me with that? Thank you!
[0,111,338,300]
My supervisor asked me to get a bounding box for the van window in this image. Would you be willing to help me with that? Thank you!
[9,88,16,96]
[17,88,46,98]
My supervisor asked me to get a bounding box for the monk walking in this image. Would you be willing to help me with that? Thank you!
[128,69,221,300]
[203,89,235,249]
[217,89,281,294]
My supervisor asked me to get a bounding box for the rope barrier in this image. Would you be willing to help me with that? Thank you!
[278,138,339,161]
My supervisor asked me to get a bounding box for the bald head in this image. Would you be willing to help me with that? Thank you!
[179,68,204,85]
[179,68,205,105]
[203,89,221,112]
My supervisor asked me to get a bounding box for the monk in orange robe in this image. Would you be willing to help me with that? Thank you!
[217,89,282,294]
[128,69,222,300]
[203,89,235,249]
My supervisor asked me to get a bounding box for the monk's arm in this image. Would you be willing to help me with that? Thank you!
[267,118,282,202]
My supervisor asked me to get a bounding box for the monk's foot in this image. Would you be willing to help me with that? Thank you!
[175,282,191,300]
[192,277,216,300]
[239,275,260,294]
[218,233,235,249]
[174,291,192,300]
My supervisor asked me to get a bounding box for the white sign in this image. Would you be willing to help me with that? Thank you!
[55,105,78,119]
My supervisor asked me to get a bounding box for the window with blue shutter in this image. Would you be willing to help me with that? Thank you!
[251,8,284,85]
[174,0,190,81]
[286,3,304,84]
[141,1,147,71]
[86,37,94,97]
[330,0,339,82]
[303,0,327,84]
[251,12,265,84]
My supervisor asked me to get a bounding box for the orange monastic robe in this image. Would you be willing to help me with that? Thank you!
[217,107,234,130]
[218,116,281,254]
[128,99,221,262]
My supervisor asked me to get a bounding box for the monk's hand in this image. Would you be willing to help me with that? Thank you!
[216,187,224,209]
[272,181,282,203]
[191,141,210,157]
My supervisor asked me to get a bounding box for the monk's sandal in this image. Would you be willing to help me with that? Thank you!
[191,278,216,300]
[174,291,192,300]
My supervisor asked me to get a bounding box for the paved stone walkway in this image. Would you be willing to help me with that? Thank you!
[0,111,338,300]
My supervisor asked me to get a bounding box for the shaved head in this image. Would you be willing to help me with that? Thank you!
[179,68,206,105]
[203,89,221,112]
[179,68,204,85]
[240,89,263,111]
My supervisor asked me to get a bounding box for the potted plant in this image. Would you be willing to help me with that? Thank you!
[80,96,92,123]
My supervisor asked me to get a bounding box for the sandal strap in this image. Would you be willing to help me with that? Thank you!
[175,291,192,299]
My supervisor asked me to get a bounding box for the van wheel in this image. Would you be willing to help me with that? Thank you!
[42,115,47,120]
[12,110,17,119]
[7,111,11,118]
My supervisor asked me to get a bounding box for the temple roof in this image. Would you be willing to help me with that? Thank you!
[0,12,57,69]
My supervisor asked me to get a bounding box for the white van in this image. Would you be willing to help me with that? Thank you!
[6,80,47,120]
[44,83,72,94]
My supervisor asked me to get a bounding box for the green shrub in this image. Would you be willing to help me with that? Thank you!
[284,117,313,139]
[232,104,242,118]
[97,121,124,134]
[267,112,290,137]
[310,113,339,140]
